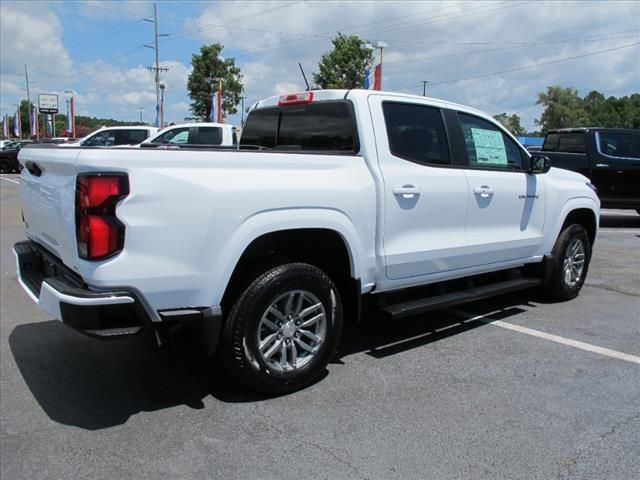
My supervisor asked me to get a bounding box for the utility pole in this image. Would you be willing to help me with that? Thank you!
[144,3,169,127]
[421,80,430,96]
[240,95,246,125]
[153,3,159,118]
[139,107,144,123]
[24,64,32,136]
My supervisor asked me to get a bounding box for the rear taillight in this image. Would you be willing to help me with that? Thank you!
[278,92,314,106]
[76,174,129,260]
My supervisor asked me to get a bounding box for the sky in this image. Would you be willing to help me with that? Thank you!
[1,0,639,131]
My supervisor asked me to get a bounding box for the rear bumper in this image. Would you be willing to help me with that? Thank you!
[13,240,152,338]
[13,240,224,350]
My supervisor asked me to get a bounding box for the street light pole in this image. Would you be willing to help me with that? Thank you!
[159,83,165,127]
[24,64,32,137]
[64,89,75,138]
[376,41,387,89]
[421,80,430,96]
[140,107,144,123]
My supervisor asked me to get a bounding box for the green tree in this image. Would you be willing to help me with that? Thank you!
[493,112,526,135]
[313,33,374,89]
[610,93,640,129]
[535,86,588,133]
[187,43,243,121]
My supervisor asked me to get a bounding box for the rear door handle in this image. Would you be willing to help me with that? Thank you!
[393,186,421,199]
[473,185,494,198]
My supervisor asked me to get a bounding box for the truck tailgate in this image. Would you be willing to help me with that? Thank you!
[18,145,80,268]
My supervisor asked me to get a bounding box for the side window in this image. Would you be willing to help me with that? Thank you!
[83,131,110,146]
[114,131,131,146]
[458,113,522,170]
[557,133,586,153]
[382,102,450,165]
[194,127,222,145]
[151,127,189,145]
[127,129,150,145]
[598,132,639,158]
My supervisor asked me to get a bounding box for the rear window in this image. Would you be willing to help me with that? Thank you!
[240,101,357,153]
[543,132,586,153]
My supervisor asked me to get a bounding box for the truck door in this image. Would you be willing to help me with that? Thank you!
[369,97,470,280]
[592,130,640,208]
[455,112,546,265]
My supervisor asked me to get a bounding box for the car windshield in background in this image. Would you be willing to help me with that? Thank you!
[241,101,357,153]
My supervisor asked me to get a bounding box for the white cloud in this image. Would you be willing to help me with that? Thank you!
[0,3,73,78]
[2,0,638,130]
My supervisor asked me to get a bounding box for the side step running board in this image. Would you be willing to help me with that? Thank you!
[381,277,541,320]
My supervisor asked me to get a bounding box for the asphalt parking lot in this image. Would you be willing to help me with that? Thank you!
[1,173,639,480]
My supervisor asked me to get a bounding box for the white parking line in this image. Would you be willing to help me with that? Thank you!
[0,176,20,184]
[448,309,640,365]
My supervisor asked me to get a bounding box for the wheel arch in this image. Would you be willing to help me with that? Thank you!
[543,198,599,255]
[213,208,370,320]
[561,208,597,246]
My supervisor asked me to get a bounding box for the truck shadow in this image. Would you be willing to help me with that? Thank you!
[9,292,534,430]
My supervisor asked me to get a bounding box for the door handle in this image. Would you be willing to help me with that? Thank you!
[595,163,610,168]
[473,186,494,198]
[393,186,421,199]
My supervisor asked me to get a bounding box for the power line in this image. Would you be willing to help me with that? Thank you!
[383,33,640,67]
[237,30,639,85]
[160,2,301,42]
[224,1,529,58]
[71,19,144,59]
[384,27,640,46]
[398,42,640,91]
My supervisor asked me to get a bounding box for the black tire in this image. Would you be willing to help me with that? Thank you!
[542,224,591,301]
[219,262,343,394]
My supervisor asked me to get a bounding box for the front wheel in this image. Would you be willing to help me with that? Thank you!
[542,224,591,301]
[219,263,343,394]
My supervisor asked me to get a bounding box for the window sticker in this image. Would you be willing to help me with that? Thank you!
[470,128,507,165]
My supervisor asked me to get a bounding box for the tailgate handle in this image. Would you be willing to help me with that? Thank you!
[25,161,42,177]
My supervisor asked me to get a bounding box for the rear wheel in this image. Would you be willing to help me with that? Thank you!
[542,224,591,301]
[219,262,343,394]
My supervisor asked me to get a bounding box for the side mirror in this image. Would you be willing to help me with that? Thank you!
[529,155,551,174]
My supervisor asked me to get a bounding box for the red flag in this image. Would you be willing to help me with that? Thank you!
[373,64,382,91]
[216,81,223,123]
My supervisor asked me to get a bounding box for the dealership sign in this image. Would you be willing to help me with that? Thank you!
[38,94,59,114]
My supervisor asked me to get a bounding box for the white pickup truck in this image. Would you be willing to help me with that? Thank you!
[14,89,599,393]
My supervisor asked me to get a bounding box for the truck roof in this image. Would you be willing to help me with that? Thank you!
[253,89,497,123]
[547,127,640,134]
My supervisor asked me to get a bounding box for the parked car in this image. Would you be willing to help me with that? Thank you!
[60,126,158,147]
[540,127,640,212]
[14,89,599,394]
[0,140,31,173]
[140,122,237,148]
